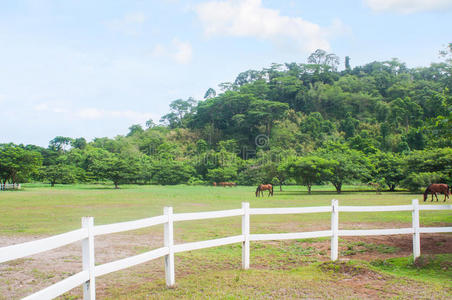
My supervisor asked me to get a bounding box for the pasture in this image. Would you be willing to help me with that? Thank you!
[0,184,451,299]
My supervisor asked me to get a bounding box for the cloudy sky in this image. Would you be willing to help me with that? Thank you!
[1,0,451,146]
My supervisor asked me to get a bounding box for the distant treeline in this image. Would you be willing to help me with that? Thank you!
[1,47,451,192]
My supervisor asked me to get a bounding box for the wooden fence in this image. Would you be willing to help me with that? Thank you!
[0,199,451,300]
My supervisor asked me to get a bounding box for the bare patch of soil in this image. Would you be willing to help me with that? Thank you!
[1,223,451,299]
[0,231,164,299]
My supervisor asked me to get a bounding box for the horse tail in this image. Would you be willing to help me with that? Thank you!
[255,186,260,197]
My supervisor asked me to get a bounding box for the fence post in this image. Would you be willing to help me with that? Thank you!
[412,199,421,259]
[242,202,250,269]
[164,207,175,287]
[82,217,95,300]
[331,199,339,261]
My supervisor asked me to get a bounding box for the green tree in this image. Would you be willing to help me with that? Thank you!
[282,155,336,194]
[41,164,80,187]
[372,152,405,191]
[317,143,373,193]
[160,98,196,128]
[152,160,195,185]
[127,124,144,137]
[71,137,87,150]
[308,49,340,71]
[49,136,73,152]
[0,145,42,184]
[89,150,141,188]
[206,167,237,183]
[204,88,216,99]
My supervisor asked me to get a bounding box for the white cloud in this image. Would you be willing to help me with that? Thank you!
[172,39,193,64]
[34,103,154,123]
[364,0,452,14]
[76,108,154,123]
[34,102,68,113]
[195,0,345,53]
[106,12,146,35]
[151,39,193,64]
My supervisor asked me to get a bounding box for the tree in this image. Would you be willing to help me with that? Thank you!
[372,152,405,191]
[49,136,73,152]
[340,113,359,138]
[256,148,294,191]
[41,164,80,187]
[282,155,336,194]
[206,167,237,183]
[152,160,195,185]
[0,145,42,184]
[160,98,196,128]
[247,100,289,136]
[127,124,144,137]
[89,150,141,188]
[204,88,216,99]
[308,49,340,71]
[145,119,156,129]
[317,143,373,193]
[345,56,351,71]
[71,137,87,150]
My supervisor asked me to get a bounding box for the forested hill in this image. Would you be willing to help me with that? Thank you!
[1,48,451,192]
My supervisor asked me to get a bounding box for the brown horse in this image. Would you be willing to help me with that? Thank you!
[219,182,236,187]
[256,184,273,197]
[423,183,450,202]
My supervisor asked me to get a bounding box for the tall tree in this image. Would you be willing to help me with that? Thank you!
[282,155,336,194]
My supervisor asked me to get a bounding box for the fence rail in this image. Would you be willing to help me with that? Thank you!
[0,183,21,191]
[1,199,451,300]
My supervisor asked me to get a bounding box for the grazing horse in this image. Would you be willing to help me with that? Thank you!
[219,182,236,187]
[423,183,450,202]
[213,182,217,186]
[256,184,273,197]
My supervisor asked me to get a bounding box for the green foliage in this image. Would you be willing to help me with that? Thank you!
[316,143,373,193]
[40,164,82,186]
[0,144,42,184]
[206,167,238,183]
[281,155,336,194]
[372,152,405,191]
[152,160,195,185]
[2,51,452,189]
[401,172,443,192]
[370,254,452,287]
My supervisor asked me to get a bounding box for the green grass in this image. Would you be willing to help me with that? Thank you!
[1,184,450,236]
[1,184,451,299]
[370,254,452,287]
[341,241,400,256]
[100,250,452,299]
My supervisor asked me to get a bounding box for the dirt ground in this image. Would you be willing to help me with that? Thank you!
[1,229,451,299]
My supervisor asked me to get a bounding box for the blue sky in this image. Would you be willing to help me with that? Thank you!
[0,0,451,146]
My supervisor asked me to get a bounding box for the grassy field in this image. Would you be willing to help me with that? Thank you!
[1,183,451,235]
[0,184,451,299]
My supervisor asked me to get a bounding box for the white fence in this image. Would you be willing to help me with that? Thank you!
[1,199,451,300]
[0,183,21,191]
